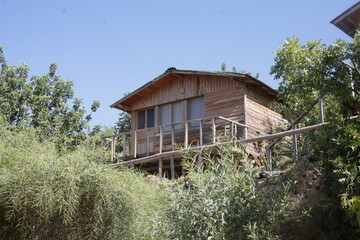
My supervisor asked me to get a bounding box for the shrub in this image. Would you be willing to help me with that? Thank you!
[165,141,290,239]
[0,121,167,239]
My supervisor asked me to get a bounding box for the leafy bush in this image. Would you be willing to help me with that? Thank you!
[0,121,167,239]
[164,141,290,239]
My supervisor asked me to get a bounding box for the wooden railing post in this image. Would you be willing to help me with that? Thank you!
[123,134,127,160]
[171,125,175,150]
[134,132,137,158]
[212,117,216,143]
[160,126,163,153]
[318,98,324,123]
[111,136,115,161]
[266,148,272,171]
[185,122,189,148]
[159,158,163,178]
[199,120,203,146]
[231,122,234,139]
[170,156,175,180]
[292,124,298,162]
[146,129,150,156]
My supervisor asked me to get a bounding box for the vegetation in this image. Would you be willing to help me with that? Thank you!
[1,29,360,239]
[0,121,166,239]
[165,142,290,239]
[270,31,360,236]
[0,46,100,151]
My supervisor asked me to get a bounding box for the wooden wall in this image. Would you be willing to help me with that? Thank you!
[129,74,240,111]
[205,86,245,121]
[245,86,287,138]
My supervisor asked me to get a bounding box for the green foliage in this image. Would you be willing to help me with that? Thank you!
[221,62,226,71]
[271,32,360,227]
[0,46,99,151]
[0,121,166,239]
[165,142,290,239]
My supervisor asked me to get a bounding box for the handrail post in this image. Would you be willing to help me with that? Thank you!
[123,133,127,160]
[111,136,115,161]
[212,117,216,143]
[318,98,324,123]
[170,156,175,180]
[171,125,175,150]
[146,129,150,156]
[134,132,137,158]
[292,124,298,163]
[160,126,163,153]
[266,148,272,171]
[185,122,189,148]
[199,120,203,146]
[159,158,163,178]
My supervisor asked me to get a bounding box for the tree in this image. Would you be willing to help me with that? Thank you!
[0,46,100,151]
[270,33,360,226]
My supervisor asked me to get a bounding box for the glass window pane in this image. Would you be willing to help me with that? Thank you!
[138,110,145,129]
[147,108,154,128]
[172,101,183,130]
[188,96,204,127]
[160,104,170,132]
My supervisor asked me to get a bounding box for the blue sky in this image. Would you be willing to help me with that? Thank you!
[0,0,356,127]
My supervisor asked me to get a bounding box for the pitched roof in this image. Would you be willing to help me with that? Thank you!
[111,67,278,111]
[331,1,360,38]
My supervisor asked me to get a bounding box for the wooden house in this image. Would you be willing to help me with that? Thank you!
[331,1,360,38]
[103,68,287,178]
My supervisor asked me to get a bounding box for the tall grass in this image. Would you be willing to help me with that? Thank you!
[164,141,290,239]
[0,122,167,239]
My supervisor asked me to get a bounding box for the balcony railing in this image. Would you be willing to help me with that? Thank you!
[101,116,248,162]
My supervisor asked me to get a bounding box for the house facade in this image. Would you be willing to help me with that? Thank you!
[104,68,287,178]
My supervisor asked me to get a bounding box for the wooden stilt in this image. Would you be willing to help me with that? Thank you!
[159,158,163,178]
[170,156,175,180]
[292,124,298,162]
[266,148,272,171]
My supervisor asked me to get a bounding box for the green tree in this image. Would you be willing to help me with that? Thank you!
[270,33,360,226]
[0,46,100,151]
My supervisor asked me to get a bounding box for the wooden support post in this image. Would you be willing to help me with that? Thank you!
[266,148,272,171]
[185,122,189,148]
[160,126,163,153]
[318,98,324,123]
[170,155,175,180]
[171,125,175,150]
[198,152,202,168]
[146,129,150,156]
[130,162,134,170]
[231,122,234,139]
[292,124,298,162]
[101,138,104,153]
[244,127,247,139]
[134,132,137,158]
[123,134,127,160]
[199,120,203,146]
[111,136,115,161]
[212,117,216,143]
[159,158,163,178]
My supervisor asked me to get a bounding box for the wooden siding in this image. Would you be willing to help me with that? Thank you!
[245,86,287,138]
[205,86,245,121]
[129,74,240,111]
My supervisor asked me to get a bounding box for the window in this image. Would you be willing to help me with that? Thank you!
[137,108,154,130]
[137,110,145,129]
[160,101,184,131]
[147,108,154,128]
[160,104,170,132]
[188,96,204,127]
[171,101,183,130]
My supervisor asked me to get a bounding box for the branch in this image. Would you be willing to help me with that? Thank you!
[350,57,360,77]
